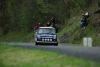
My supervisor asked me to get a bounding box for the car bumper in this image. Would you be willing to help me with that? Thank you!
[35,41,58,45]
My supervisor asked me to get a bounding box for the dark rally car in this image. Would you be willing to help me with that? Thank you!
[35,27,58,46]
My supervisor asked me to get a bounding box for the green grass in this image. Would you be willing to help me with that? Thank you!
[0,45,100,67]
[0,32,34,42]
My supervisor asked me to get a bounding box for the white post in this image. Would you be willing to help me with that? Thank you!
[83,37,92,47]
[87,37,92,47]
[83,37,88,47]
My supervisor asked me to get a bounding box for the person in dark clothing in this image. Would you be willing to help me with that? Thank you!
[49,17,56,27]
[50,17,58,33]
[46,22,51,27]
[80,15,88,30]
[46,17,56,27]
[46,16,58,33]
[34,23,41,31]
[51,17,56,24]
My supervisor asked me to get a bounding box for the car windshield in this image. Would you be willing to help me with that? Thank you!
[37,28,55,34]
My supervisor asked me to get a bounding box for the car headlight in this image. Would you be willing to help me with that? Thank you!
[37,35,41,38]
[35,35,41,41]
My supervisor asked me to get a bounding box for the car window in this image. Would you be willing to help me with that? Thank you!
[37,28,55,34]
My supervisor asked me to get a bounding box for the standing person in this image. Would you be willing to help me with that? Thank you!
[46,16,54,27]
[34,22,41,32]
[37,22,41,29]
[51,17,56,28]
[80,14,88,30]
[46,22,51,27]
[50,17,56,26]
[50,17,58,32]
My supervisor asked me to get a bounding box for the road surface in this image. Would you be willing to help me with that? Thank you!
[1,42,100,62]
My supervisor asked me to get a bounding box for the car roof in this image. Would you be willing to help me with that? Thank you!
[39,27,55,29]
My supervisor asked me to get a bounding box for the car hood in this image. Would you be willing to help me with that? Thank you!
[37,34,55,38]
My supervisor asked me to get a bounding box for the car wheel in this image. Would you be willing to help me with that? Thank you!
[54,43,58,46]
[35,42,39,46]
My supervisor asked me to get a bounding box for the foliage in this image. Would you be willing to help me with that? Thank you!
[0,0,94,34]
[0,32,34,42]
[0,0,100,45]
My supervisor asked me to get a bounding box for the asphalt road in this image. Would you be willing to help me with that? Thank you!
[1,42,100,62]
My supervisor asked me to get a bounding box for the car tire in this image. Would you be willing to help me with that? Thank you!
[35,42,39,46]
[54,43,58,46]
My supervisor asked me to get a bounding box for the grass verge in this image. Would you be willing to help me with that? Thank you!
[0,32,34,42]
[0,45,100,67]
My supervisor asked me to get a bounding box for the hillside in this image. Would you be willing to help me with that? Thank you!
[0,0,100,45]
[0,0,98,33]
[58,1,100,46]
